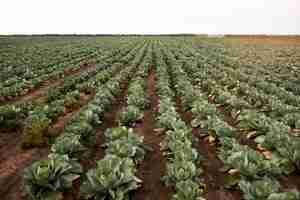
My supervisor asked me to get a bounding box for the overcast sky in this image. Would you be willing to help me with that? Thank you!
[1,0,299,35]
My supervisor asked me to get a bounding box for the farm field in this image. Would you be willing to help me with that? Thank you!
[0,35,300,200]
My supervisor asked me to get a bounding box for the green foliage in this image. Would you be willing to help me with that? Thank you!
[47,88,62,102]
[23,154,82,200]
[239,177,280,200]
[104,127,149,163]
[127,78,149,109]
[94,70,110,84]
[172,180,205,200]
[64,120,96,147]
[237,110,271,134]
[239,177,299,200]
[80,155,141,200]
[104,126,133,141]
[22,112,51,148]
[219,138,282,178]
[261,121,300,169]
[0,105,21,126]
[105,138,146,163]
[282,113,300,129]
[0,104,31,129]
[47,100,66,119]
[205,116,235,138]
[119,106,143,126]
[191,99,217,127]
[162,159,199,186]
[64,90,81,109]
[267,190,300,200]
[51,134,86,158]
[157,98,180,129]
[161,126,199,163]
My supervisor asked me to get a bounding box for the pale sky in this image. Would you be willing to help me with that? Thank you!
[1,0,299,35]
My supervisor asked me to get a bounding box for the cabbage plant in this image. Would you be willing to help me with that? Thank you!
[80,155,141,200]
[239,177,299,200]
[118,105,143,126]
[172,180,205,200]
[162,159,199,186]
[23,154,82,200]
[51,134,86,158]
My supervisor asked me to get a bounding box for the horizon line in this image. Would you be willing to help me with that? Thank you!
[1,33,300,36]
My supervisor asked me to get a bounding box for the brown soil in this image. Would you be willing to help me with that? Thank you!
[237,131,258,150]
[280,171,300,191]
[0,131,20,161]
[0,146,49,200]
[175,98,243,200]
[0,131,25,164]
[224,35,300,46]
[133,69,173,200]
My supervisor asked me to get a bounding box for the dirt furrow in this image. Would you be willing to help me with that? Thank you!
[0,131,20,160]
[133,69,172,200]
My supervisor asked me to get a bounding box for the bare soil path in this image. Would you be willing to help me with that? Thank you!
[133,69,173,200]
